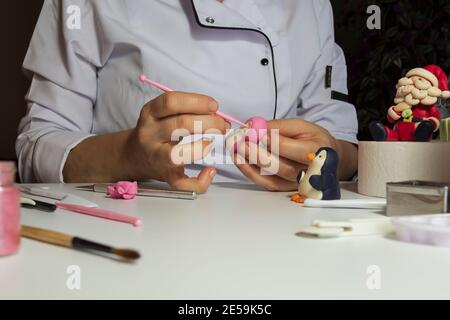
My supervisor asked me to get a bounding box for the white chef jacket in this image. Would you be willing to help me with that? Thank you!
[17,0,358,183]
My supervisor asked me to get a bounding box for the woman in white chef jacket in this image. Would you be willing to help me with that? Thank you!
[17,0,358,193]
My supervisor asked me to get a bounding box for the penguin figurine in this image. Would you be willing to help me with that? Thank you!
[291,147,341,203]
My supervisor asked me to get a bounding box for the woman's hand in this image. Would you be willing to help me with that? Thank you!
[64,92,230,193]
[232,119,357,191]
[126,92,231,193]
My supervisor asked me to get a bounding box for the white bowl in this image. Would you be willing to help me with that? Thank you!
[392,214,450,248]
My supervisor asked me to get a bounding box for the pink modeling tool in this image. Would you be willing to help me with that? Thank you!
[139,74,249,128]
[55,202,143,227]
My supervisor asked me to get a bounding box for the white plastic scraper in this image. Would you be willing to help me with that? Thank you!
[299,218,393,238]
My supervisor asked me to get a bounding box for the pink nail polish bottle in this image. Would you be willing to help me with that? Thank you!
[0,162,20,256]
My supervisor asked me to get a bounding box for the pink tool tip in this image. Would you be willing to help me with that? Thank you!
[134,219,144,227]
[139,74,147,82]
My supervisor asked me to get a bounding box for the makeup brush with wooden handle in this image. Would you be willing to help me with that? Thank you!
[21,225,140,260]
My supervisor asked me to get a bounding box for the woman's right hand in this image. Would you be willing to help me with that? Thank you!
[124,91,230,193]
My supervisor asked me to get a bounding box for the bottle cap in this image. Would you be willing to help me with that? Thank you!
[0,161,15,172]
[0,161,16,186]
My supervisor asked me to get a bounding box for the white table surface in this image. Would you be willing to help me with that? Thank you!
[1,182,450,300]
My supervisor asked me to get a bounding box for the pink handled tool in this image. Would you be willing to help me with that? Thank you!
[139,74,249,128]
[56,202,143,227]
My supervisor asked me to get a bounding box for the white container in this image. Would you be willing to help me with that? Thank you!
[358,141,450,198]
[392,214,450,248]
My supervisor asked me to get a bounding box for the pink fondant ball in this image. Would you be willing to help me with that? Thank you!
[246,116,268,144]
[233,117,268,153]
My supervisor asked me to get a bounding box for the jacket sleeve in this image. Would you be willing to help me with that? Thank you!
[16,0,110,182]
[297,0,358,144]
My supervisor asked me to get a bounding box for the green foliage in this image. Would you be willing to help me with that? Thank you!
[335,0,450,139]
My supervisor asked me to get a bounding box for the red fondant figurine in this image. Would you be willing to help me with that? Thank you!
[370,65,450,142]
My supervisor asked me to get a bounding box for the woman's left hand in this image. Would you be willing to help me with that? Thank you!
[232,119,340,191]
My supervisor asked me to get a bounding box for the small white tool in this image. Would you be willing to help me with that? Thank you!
[20,186,98,208]
[303,198,386,210]
[20,186,67,200]
[60,194,98,208]
[298,218,393,238]
[20,197,36,206]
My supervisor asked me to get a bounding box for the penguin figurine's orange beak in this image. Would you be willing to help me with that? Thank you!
[307,153,316,161]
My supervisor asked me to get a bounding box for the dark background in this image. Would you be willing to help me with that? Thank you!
[1,0,449,162]
[1,1,44,161]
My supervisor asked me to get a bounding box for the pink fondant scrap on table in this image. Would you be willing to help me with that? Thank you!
[107,181,138,200]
